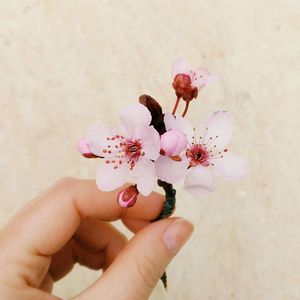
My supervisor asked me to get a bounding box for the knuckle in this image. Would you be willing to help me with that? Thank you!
[54,177,77,191]
[135,253,161,289]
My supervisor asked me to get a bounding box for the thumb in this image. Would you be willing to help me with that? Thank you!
[75,218,193,300]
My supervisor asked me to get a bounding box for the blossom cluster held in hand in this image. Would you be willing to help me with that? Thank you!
[78,58,248,208]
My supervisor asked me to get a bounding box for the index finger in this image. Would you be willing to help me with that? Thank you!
[2,178,164,256]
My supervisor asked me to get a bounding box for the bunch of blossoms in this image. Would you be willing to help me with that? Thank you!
[78,58,248,209]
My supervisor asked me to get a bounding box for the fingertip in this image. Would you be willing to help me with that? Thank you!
[121,191,165,221]
[162,218,194,255]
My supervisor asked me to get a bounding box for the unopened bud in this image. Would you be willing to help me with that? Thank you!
[77,138,98,158]
[117,185,139,208]
[160,129,187,157]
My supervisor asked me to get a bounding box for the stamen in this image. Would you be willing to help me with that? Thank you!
[205,135,218,149]
[101,135,146,172]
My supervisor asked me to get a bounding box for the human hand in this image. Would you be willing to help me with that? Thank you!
[0,178,193,300]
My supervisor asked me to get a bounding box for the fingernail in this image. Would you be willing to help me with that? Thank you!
[163,218,194,255]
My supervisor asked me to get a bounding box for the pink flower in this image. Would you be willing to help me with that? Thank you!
[160,129,187,156]
[155,112,248,198]
[171,58,218,101]
[84,103,160,196]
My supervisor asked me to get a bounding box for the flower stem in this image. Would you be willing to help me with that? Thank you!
[155,180,176,220]
[155,180,177,289]
[172,96,181,115]
[182,101,190,117]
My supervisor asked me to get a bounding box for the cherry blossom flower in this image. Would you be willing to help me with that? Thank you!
[81,103,160,196]
[172,58,218,102]
[156,111,248,198]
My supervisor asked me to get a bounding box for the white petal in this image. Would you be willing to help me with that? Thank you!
[213,153,249,180]
[192,67,218,89]
[198,111,234,150]
[134,158,156,196]
[155,155,189,184]
[164,112,177,131]
[96,162,130,191]
[86,123,116,156]
[184,166,215,198]
[171,58,192,78]
[164,113,194,143]
[139,126,160,160]
[120,103,152,138]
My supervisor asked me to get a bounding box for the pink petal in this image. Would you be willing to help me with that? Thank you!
[86,123,117,156]
[164,113,194,143]
[155,155,189,184]
[96,162,130,191]
[77,138,91,155]
[206,74,219,84]
[139,126,160,160]
[120,103,152,138]
[171,58,192,79]
[134,158,156,196]
[164,112,177,131]
[198,111,234,150]
[184,166,215,198]
[213,153,249,180]
[192,67,218,89]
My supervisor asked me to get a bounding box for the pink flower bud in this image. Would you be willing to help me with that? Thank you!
[160,129,187,157]
[77,138,98,158]
[77,138,91,154]
[117,185,139,208]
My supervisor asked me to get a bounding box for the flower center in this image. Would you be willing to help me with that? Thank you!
[186,144,210,167]
[186,128,229,168]
[123,139,142,164]
[102,136,144,170]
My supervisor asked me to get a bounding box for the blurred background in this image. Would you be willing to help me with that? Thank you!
[0,0,299,299]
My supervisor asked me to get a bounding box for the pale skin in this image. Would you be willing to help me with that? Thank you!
[0,178,193,300]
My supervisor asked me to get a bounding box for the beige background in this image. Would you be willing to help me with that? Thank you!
[0,0,299,299]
